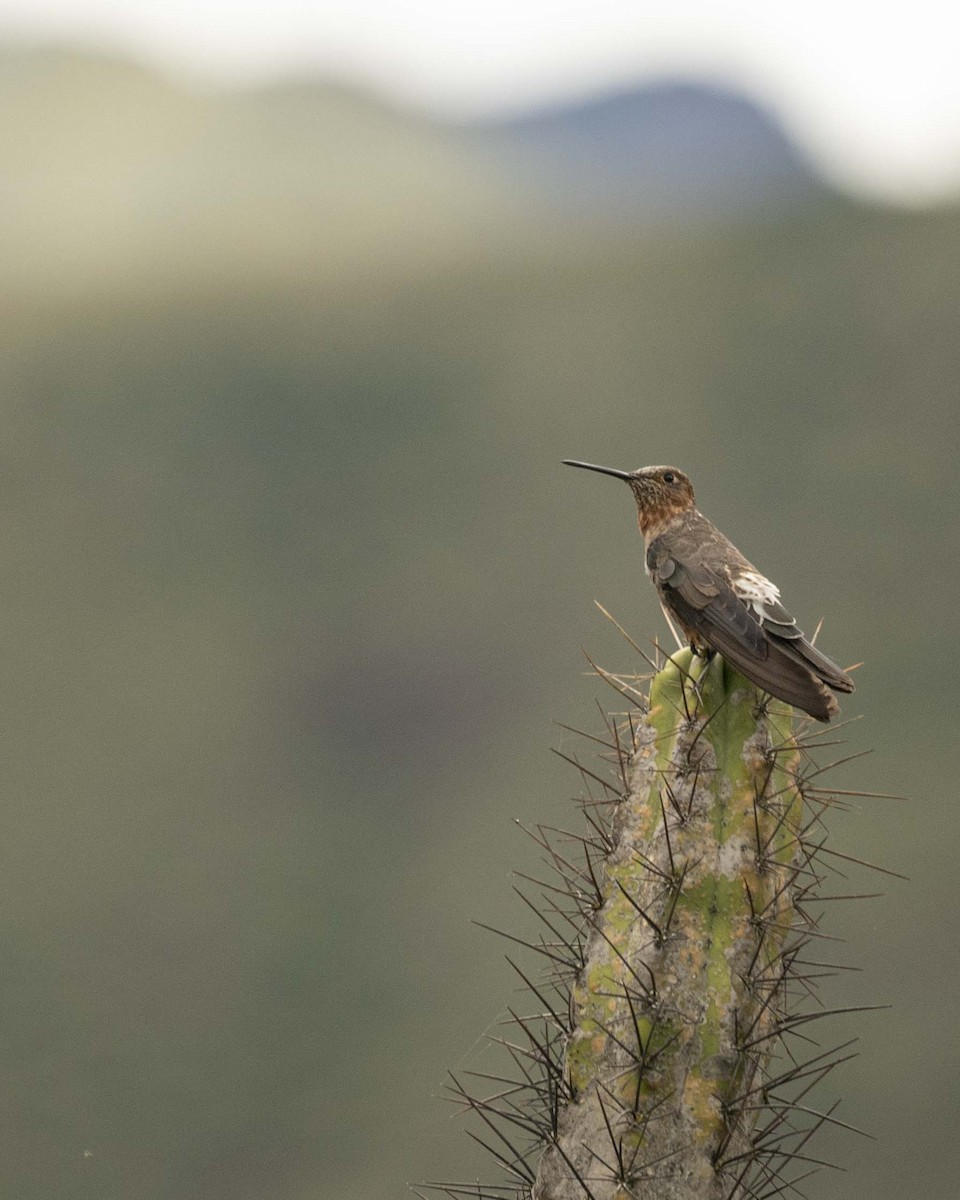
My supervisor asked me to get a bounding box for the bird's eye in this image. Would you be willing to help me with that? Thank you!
[663,472,676,484]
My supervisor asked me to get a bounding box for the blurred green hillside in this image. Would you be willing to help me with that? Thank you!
[0,46,524,293]
[0,46,956,1200]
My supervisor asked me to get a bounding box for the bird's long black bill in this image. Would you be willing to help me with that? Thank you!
[561,459,632,481]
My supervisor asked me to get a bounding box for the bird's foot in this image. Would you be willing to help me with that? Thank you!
[684,646,715,717]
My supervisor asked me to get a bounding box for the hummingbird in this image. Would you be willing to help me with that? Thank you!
[562,461,854,721]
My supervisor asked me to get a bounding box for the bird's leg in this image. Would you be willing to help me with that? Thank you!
[687,645,716,716]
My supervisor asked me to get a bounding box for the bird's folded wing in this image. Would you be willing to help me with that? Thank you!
[648,546,768,660]
[647,542,839,719]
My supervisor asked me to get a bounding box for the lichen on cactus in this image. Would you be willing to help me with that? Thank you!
[421,639,883,1200]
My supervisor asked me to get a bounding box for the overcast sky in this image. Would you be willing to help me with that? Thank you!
[1,0,959,202]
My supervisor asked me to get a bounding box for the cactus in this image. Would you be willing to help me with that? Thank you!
[421,638,885,1200]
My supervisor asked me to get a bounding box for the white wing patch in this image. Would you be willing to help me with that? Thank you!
[731,570,783,620]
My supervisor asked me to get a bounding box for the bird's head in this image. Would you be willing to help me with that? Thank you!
[562,461,696,538]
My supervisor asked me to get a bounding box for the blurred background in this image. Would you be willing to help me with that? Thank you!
[0,2,956,1197]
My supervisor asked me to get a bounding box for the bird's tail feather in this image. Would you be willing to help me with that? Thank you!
[774,635,855,694]
[694,624,839,721]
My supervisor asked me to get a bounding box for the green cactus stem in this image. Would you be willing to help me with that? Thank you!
[423,643,872,1200]
[532,649,802,1199]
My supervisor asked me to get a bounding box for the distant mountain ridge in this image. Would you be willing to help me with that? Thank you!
[0,46,830,293]
[466,81,825,214]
